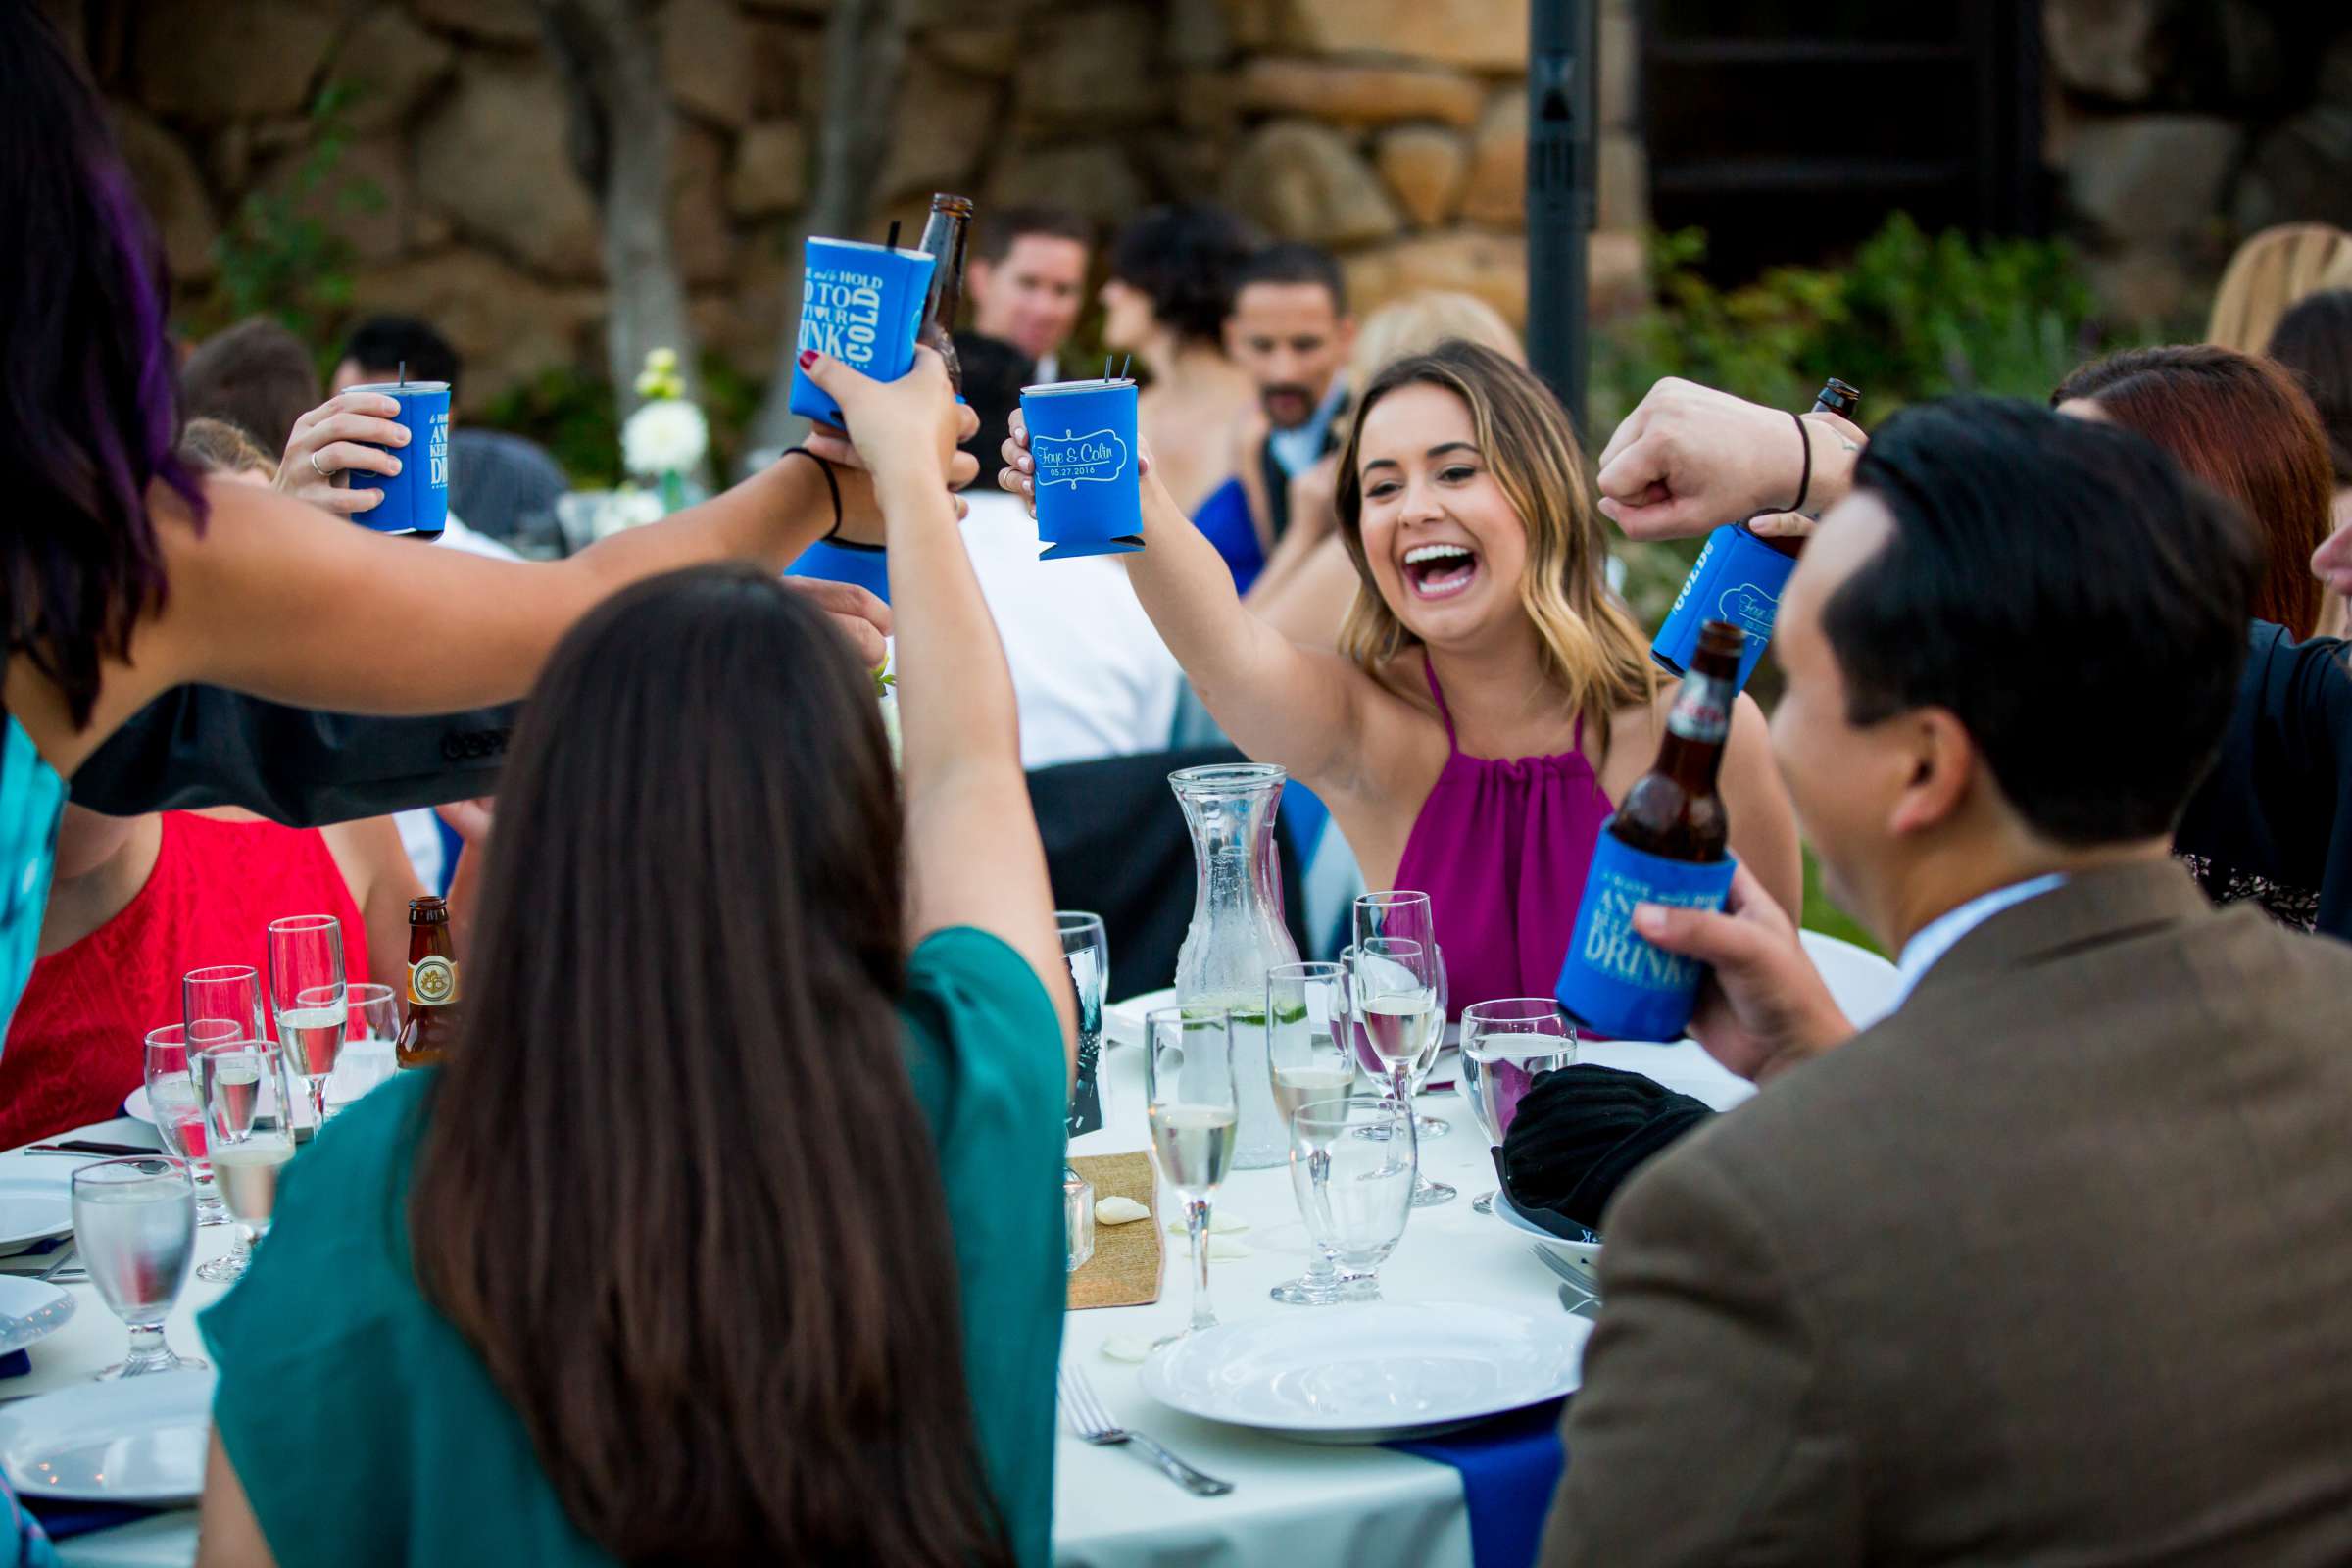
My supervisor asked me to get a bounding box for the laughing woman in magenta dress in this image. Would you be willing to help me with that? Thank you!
[1004,340,1801,1013]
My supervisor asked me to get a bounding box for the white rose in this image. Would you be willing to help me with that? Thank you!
[620,398,709,475]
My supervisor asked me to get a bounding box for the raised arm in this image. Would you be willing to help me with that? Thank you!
[808,349,1077,1079]
[1001,411,1375,792]
[12,449,897,778]
[1596,378,1866,543]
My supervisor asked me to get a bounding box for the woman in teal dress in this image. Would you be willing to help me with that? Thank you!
[193,346,1075,1567]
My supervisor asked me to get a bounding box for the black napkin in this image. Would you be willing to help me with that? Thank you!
[1498,1063,1714,1232]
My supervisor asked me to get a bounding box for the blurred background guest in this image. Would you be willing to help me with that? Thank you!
[332,314,569,557]
[1207,243,1356,592]
[197,348,1071,1568]
[961,205,1092,385]
[178,317,321,457]
[2205,222,2352,357]
[1098,203,1256,515]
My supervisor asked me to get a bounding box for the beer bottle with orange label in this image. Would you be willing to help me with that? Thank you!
[396,895,461,1070]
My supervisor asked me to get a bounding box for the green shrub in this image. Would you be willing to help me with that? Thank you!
[200,84,382,357]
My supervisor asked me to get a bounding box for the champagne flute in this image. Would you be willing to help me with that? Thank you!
[143,1024,225,1225]
[1265,962,1361,1305]
[1459,998,1579,1214]
[1290,1097,1415,1299]
[267,914,347,1129]
[1346,937,1453,1206]
[1057,911,1109,1137]
[1354,892,1451,1139]
[331,982,402,1112]
[71,1157,204,1379]
[1145,1005,1237,1341]
[193,1036,295,1284]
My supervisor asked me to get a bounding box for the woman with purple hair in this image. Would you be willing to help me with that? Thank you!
[0,13,960,1033]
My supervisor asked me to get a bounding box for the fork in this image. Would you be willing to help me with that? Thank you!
[1058,1362,1235,1496]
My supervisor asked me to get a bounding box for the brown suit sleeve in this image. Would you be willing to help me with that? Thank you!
[1542,1143,1863,1567]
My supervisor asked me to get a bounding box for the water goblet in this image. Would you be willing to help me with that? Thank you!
[193,1037,295,1284]
[1459,998,1579,1214]
[1344,938,1453,1206]
[71,1157,205,1379]
[329,982,402,1112]
[1144,1005,1237,1342]
[1290,1097,1415,1299]
[267,914,347,1130]
[143,1025,226,1225]
[1264,961,1362,1305]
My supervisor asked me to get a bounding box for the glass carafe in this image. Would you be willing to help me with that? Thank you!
[1170,762,1300,1169]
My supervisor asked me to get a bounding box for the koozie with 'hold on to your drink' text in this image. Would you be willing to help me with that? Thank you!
[1553,823,1737,1042]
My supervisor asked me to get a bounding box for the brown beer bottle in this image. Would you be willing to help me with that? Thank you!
[915,192,975,392]
[396,895,461,1070]
[1612,619,1741,860]
[1755,377,1863,561]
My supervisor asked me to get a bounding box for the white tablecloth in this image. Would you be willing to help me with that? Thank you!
[29,1039,1755,1568]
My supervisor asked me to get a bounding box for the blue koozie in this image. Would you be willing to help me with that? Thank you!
[1650,524,1795,689]
[344,381,449,537]
[787,239,937,429]
[1553,823,1738,1042]
[1021,377,1144,560]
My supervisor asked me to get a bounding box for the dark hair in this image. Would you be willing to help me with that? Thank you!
[2267,289,2352,487]
[2052,344,2333,638]
[1108,203,1253,344]
[1834,398,2260,845]
[178,318,321,456]
[339,314,462,391]
[1235,242,1348,316]
[2,6,207,729]
[973,204,1092,266]
[176,417,276,479]
[410,565,1008,1567]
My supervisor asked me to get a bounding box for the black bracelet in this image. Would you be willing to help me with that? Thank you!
[778,446,845,540]
[1788,412,1813,517]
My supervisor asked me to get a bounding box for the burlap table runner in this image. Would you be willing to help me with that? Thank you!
[1067,1152,1161,1309]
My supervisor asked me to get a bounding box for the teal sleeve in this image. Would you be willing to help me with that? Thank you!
[901,928,1069,1567]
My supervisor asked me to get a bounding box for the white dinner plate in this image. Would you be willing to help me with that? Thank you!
[1141,1301,1590,1443]
[0,1369,216,1505]
[129,1080,332,1131]
[0,1276,74,1354]
[0,1175,74,1251]
[1491,1196,1604,1296]
[121,1086,152,1126]
[1103,988,1174,1048]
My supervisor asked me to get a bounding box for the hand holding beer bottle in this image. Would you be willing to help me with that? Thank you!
[1630,862,1853,1084]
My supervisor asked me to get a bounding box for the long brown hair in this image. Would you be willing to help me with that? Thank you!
[2053,344,2334,639]
[1333,339,1653,748]
[410,565,1009,1567]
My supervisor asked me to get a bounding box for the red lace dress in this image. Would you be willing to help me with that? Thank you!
[0,813,371,1148]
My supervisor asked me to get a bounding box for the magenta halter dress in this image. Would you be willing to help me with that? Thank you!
[1392,660,1615,1018]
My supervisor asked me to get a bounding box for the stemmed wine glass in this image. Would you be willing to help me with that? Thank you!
[71,1157,204,1379]
[1354,892,1451,1138]
[1345,937,1453,1206]
[333,982,402,1112]
[192,1036,295,1284]
[1290,1097,1415,1300]
[143,1025,226,1226]
[183,964,265,1048]
[267,914,347,1130]
[1459,998,1580,1214]
[1145,1005,1237,1342]
[1264,961,1363,1305]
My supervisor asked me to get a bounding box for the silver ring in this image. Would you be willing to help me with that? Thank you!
[309,451,334,480]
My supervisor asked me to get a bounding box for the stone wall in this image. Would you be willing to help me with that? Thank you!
[68,0,1648,412]
[2045,0,2352,320]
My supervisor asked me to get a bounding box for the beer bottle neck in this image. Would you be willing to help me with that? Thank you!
[1650,663,1735,790]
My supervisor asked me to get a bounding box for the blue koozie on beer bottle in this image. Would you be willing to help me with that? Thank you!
[1650,524,1793,688]
[342,380,449,537]
[1553,828,1738,1041]
[787,238,937,429]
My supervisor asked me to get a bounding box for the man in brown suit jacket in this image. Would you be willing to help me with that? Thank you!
[1543,398,2352,1565]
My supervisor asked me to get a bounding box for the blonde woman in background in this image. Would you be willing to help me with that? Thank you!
[1247,292,1528,647]
[2206,222,2352,356]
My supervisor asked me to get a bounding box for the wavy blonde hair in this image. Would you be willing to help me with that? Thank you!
[1333,340,1653,748]
[2206,223,2352,355]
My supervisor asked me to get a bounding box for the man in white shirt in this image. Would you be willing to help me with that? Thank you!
[1539,397,2352,1565]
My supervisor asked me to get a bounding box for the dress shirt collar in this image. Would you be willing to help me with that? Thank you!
[1266,376,1349,478]
[1891,874,2067,1008]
